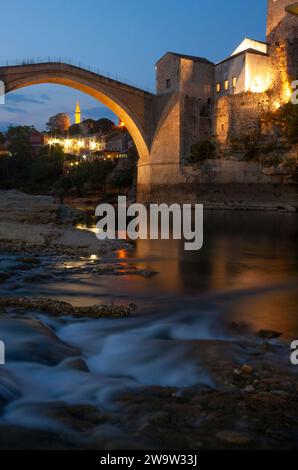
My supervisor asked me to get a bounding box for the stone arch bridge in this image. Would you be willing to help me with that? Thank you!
[0,61,199,201]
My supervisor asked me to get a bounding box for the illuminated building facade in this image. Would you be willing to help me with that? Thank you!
[215,39,271,96]
[156,1,298,149]
[45,136,105,156]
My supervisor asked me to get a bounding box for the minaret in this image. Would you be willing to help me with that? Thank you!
[75,100,81,125]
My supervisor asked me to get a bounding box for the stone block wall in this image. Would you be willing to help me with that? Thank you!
[215,92,271,145]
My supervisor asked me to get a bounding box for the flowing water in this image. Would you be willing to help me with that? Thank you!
[0,210,297,442]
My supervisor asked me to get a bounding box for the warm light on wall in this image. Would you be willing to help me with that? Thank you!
[283,83,292,102]
[250,75,268,93]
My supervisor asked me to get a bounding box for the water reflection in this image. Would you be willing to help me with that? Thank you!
[6,210,298,338]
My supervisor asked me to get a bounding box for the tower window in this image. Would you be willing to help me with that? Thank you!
[166,79,171,89]
[216,83,221,93]
[224,80,229,91]
[232,77,237,88]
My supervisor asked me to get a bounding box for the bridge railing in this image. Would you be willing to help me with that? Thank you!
[0,56,154,93]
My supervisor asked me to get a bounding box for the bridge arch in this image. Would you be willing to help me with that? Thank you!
[0,62,153,164]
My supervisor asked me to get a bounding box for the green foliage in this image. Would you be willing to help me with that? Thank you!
[54,159,117,198]
[46,113,70,135]
[6,125,35,159]
[94,118,115,134]
[0,131,5,146]
[274,102,298,144]
[68,118,115,137]
[189,139,216,163]
[0,124,137,197]
[26,145,65,191]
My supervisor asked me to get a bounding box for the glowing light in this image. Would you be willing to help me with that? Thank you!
[273,101,281,110]
[119,121,125,128]
[250,75,267,93]
[90,141,97,151]
[284,84,292,102]
[90,254,98,261]
[117,249,127,259]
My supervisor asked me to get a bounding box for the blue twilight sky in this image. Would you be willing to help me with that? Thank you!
[0,0,267,131]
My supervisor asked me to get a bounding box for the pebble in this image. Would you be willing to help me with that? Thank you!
[216,430,251,445]
[240,365,253,375]
[243,385,255,393]
[259,329,282,339]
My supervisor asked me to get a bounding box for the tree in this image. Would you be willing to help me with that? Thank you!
[6,125,35,158]
[95,118,115,135]
[25,144,65,191]
[274,102,298,144]
[46,113,71,135]
[0,126,35,190]
[0,131,5,146]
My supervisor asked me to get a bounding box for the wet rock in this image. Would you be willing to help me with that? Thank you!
[0,425,81,450]
[0,296,134,318]
[240,365,253,375]
[0,370,22,408]
[60,357,89,372]
[75,304,132,318]
[0,318,80,365]
[136,270,158,278]
[17,256,40,265]
[259,329,282,340]
[243,385,255,393]
[48,403,107,432]
[13,264,35,271]
[216,431,251,445]
[0,297,75,316]
[0,272,11,283]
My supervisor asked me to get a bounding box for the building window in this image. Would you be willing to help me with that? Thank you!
[224,80,229,91]
[216,83,221,93]
[232,77,237,88]
[166,79,171,89]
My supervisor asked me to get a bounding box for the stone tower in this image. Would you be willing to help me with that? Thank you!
[267,1,298,42]
[266,1,298,101]
[75,100,81,125]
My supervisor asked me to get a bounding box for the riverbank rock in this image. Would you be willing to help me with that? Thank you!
[216,430,251,445]
[259,329,282,339]
[0,296,134,318]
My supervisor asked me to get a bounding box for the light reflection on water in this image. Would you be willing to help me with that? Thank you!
[0,209,297,438]
[73,210,298,338]
[1,210,298,338]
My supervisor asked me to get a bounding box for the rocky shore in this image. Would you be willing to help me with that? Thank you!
[0,190,130,256]
[0,190,297,450]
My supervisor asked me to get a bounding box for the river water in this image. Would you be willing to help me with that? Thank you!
[0,209,297,446]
